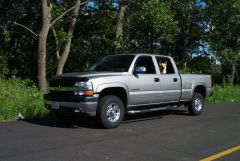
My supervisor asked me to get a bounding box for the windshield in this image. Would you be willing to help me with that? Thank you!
[90,55,135,72]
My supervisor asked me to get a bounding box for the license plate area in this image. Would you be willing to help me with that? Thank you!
[51,101,60,110]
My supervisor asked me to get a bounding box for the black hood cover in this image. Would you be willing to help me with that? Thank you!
[48,76,89,87]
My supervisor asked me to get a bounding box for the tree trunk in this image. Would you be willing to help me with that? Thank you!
[38,0,51,92]
[183,21,190,70]
[114,5,127,52]
[56,0,81,75]
[230,63,236,85]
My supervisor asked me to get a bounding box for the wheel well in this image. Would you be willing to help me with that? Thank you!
[99,87,128,107]
[194,85,206,97]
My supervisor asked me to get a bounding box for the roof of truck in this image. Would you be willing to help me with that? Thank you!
[121,53,172,58]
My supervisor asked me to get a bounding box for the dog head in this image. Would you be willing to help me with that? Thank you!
[159,60,167,74]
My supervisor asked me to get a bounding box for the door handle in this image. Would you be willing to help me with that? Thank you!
[154,78,160,82]
[173,78,178,82]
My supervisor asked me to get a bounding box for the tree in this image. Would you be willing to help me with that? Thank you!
[4,0,238,86]
[219,49,240,84]
[124,0,179,54]
[114,4,127,52]
[37,0,51,92]
[14,0,86,91]
[55,0,81,75]
[0,0,41,80]
[167,0,206,69]
[206,0,240,84]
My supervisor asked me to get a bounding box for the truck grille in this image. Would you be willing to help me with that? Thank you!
[49,91,74,97]
[48,76,89,96]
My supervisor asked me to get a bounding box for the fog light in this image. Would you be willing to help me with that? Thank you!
[74,91,84,95]
[75,109,81,113]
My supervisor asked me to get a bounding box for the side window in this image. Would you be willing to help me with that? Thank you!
[135,56,156,74]
[156,57,175,74]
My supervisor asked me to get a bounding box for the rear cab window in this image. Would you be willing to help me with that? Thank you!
[155,56,176,74]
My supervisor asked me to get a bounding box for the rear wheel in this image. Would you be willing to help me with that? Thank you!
[97,95,125,129]
[188,92,204,116]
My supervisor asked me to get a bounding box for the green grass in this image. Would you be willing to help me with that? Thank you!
[0,78,48,121]
[207,85,240,104]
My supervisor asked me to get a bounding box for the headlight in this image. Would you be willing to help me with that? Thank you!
[74,81,94,96]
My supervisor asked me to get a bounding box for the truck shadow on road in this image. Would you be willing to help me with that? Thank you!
[27,108,190,129]
[124,109,189,124]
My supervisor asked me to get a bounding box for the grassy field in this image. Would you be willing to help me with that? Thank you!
[0,78,48,121]
[0,78,240,121]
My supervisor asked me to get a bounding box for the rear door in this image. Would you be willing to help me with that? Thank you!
[155,56,181,102]
[129,56,161,105]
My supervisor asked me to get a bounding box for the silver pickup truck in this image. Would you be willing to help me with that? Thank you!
[44,54,212,128]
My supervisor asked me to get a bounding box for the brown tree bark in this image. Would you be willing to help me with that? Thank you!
[56,0,81,75]
[183,20,191,70]
[38,0,52,92]
[114,5,127,51]
[230,63,236,85]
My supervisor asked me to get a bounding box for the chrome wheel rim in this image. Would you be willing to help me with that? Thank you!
[106,103,120,123]
[194,98,202,111]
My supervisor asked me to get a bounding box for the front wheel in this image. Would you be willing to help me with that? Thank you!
[188,92,204,116]
[97,95,125,129]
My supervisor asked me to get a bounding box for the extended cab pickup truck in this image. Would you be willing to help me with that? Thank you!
[44,54,212,128]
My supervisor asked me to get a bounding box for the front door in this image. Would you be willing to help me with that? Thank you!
[129,56,161,105]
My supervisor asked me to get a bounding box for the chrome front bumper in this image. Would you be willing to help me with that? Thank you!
[44,94,99,116]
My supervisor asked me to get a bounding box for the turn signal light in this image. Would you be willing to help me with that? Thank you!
[84,90,94,96]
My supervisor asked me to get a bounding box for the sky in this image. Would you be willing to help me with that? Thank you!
[195,0,207,8]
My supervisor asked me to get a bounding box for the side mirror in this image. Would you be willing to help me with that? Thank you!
[134,66,146,74]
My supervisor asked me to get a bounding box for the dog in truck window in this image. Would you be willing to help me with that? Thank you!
[159,60,167,74]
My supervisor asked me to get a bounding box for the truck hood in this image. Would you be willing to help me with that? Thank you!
[55,71,123,79]
[48,72,124,87]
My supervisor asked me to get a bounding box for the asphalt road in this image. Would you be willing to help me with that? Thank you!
[0,102,240,161]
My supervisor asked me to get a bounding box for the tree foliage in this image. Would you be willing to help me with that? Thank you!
[0,0,239,87]
[206,0,240,84]
[124,0,179,53]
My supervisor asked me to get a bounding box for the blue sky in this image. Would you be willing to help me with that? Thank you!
[195,0,207,8]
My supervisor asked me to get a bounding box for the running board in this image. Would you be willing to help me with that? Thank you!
[127,105,178,114]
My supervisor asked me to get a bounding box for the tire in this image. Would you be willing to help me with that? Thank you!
[97,95,125,129]
[188,92,204,116]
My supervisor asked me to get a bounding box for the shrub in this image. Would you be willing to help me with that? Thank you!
[0,78,48,121]
[207,85,240,104]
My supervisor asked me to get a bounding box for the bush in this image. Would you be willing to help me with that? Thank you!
[0,78,48,121]
[207,85,240,104]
